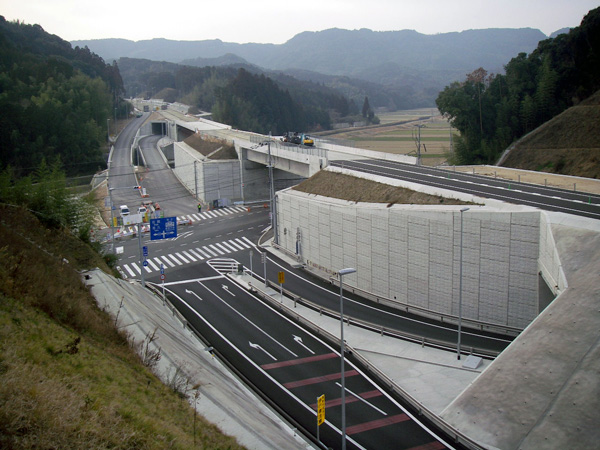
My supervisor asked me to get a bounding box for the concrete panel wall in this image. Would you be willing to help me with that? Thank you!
[277,190,542,329]
[173,141,241,203]
[538,212,568,295]
[173,141,198,198]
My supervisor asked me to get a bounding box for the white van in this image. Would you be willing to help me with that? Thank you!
[120,205,130,216]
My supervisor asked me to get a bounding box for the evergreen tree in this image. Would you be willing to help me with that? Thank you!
[362,96,371,118]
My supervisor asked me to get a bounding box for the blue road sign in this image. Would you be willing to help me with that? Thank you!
[143,260,148,267]
[150,217,178,241]
[143,246,148,257]
[160,264,164,275]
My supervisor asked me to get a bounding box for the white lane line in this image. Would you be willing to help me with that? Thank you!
[218,242,238,253]
[195,247,213,258]
[168,254,183,266]
[241,236,257,247]
[228,239,245,251]
[201,246,218,257]
[159,255,176,268]
[131,262,141,274]
[123,264,136,277]
[208,244,225,255]
[335,382,387,415]
[147,259,160,271]
[199,281,297,357]
[175,252,190,264]
[233,238,250,249]
[182,250,197,262]
[187,249,204,260]
[152,257,166,269]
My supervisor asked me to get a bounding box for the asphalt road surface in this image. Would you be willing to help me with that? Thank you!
[331,160,600,219]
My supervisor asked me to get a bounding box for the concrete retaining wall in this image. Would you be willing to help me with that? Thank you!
[277,189,543,329]
[173,141,241,203]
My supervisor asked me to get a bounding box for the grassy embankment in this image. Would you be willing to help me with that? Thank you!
[0,204,244,449]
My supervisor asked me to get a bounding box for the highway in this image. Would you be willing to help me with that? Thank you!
[330,160,600,219]
[107,118,497,448]
[161,262,457,449]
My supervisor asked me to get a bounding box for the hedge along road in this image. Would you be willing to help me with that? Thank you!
[160,260,459,450]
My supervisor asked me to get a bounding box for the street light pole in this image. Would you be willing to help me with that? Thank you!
[338,267,356,450]
[458,207,470,360]
[108,186,115,253]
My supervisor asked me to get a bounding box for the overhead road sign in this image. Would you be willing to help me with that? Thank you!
[150,217,178,241]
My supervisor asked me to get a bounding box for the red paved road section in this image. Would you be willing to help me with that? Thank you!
[346,413,410,435]
[406,442,446,450]
[261,352,338,370]
[310,390,383,409]
[284,370,359,389]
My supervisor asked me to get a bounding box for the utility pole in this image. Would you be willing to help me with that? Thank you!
[137,221,145,288]
[415,124,425,166]
[194,160,198,201]
[267,135,278,244]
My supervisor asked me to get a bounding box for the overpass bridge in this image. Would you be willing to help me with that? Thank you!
[129,101,600,450]
[135,105,417,204]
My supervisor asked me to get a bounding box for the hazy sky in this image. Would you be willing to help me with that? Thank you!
[2,0,597,44]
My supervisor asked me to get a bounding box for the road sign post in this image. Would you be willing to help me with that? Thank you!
[262,252,267,288]
[160,264,165,305]
[317,394,325,443]
[278,271,284,303]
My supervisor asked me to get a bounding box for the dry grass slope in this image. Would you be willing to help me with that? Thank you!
[184,134,237,160]
[501,90,600,178]
[293,171,468,205]
[0,205,245,450]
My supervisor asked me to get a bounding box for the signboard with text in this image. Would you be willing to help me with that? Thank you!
[150,217,177,241]
[317,394,325,426]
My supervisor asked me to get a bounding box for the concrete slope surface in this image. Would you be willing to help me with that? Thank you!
[440,222,600,449]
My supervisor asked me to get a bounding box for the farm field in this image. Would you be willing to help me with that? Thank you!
[323,109,459,166]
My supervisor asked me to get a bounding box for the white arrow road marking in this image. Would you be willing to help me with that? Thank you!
[185,289,203,301]
[222,285,235,296]
[293,335,315,354]
[335,382,387,415]
[199,281,297,357]
[249,341,277,361]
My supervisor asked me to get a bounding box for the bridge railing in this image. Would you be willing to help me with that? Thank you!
[248,134,329,159]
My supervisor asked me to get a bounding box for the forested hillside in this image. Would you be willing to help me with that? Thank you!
[118,58,355,134]
[75,27,546,108]
[436,7,600,167]
[0,17,123,176]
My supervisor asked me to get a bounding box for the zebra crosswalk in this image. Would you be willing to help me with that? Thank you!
[118,236,256,278]
[116,206,250,237]
[180,205,249,223]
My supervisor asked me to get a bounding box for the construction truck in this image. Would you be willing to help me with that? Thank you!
[281,132,314,146]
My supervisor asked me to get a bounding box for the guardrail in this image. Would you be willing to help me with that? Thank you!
[145,280,324,449]
[243,275,487,450]
[147,272,487,449]
[271,243,522,339]
[247,134,329,158]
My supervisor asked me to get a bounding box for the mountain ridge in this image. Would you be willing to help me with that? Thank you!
[74,27,548,106]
